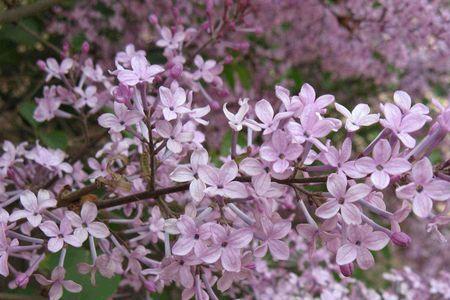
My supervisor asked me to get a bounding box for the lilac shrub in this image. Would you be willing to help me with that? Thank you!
[0,2,450,300]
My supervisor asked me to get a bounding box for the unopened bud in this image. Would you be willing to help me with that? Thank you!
[81,41,90,54]
[339,263,354,277]
[169,64,183,78]
[148,14,158,25]
[391,232,411,247]
[144,280,156,292]
[37,60,46,71]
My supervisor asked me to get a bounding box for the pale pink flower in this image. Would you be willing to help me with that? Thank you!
[155,121,194,154]
[156,27,185,50]
[336,224,389,270]
[298,83,335,112]
[25,143,73,175]
[260,130,302,173]
[254,216,291,260]
[198,161,248,199]
[98,102,143,133]
[355,139,411,189]
[172,216,213,258]
[286,107,333,151]
[9,190,57,227]
[393,90,430,118]
[117,55,164,86]
[323,138,364,178]
[115,44,146,66]
[126,245,149,274]
[159,86,190,121]
[335,103,379,132]
[254,99,291,135]
[40,58,73,81]
[223,99,260,132]
[65,201,110,242]
[380,103,428,148]
[192,55,223,85]
[316,173,371,224]
[396,157,450,218]
[34,266,82,300]
[74,85,98,109]
[217,251,254,292]
[201,225,253,272]
[275,85,302,113]
[0,234,18,277]
[39,218,83,252]
[170,148,208,202]
[158,255,200,288]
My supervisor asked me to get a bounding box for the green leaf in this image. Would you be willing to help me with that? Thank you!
[19,101,39,127]
[39,130,68,149]
[41,247,121,300]
[235,64,252,90]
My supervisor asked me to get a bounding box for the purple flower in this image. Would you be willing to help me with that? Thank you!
[172,216,212,257]
[41,58,73,81]
[192,55,223,85]
[98,102,143,133]
[65,201,110,242]
[380,103,428,148]
[117,55,164,86]
[0,234,18,277]
[322,138,365,178]
[9,190,57,227]
[170,147,209,202]
[286,107,333,151]
[74,85,98,109]
[198,160,248,199]
[39,218,83,252]
[298,83,335,113]
[393,90,430,118]
[35,267,82,300]
[155,121,194,154]
[254,216,291,260]
[396,158,450,217]
[275,85,302,113]
[336,224,389,270]
[355,139,411,189]
[315,173,371,224]
[254,99,291,135]
[223,99,260,132]
[158,255,199,288]
[201,225,253,272]
[260,130,302,173]
[159,86,190,121]
[335,103,379,132]
[156,27,185,50]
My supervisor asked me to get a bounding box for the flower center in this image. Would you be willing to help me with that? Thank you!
[416,185,424,193]
[376,165,383,171]
[338,197,345,204]
[194,234,200,240]
[279,154,285,159]
[355,240,361,246]
[221,241,228,248]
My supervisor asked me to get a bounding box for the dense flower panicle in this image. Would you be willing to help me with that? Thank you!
[1,4,450,298]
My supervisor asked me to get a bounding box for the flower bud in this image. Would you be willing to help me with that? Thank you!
[144,280,156,292]
[37,60,46,71]
[82,41,90,54]
[148,14,158,25]
[339,263,354,277]
[169,64,183,79]
[391,232,411,247]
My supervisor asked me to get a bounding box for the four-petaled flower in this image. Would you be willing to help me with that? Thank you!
[117,55,164,86]
[172,215,212,257]
[98,102,143,133]
[355,139,411,189]
[159,86,190,121]
[336,224,389,270]
[396,157,450,218]
[316,173,371,224]
[65,202,110,242]
[335,103,379,132]
[254,216,291,260]
[260,130,302,173]
[35,266,82,300]
[39,218,83,252]
[9,190,57,227]
[155,120,194,154]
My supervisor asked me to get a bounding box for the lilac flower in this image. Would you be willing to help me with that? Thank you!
[201,225,253,272]
[275,85,302,113]
[170,148,208,202]
[322,138,364,178]
[25,143,73,175]
[172,216,214,258]
[65,202,110,242]
[117,55,164,86]
[254,99,291,135]
[98,102,143,133]
[158,255,199,288]
[126,245,149,274]
[380,103,428,148]
[156,27,185,50]
[298,83,335,112]
[34,86,70,122]
[315,173,371,224]
[254,216,291,260]
[396,158,450,218]
[74,85,98,109]
[155,121,194,154]
[393,90,430,118]
[217,251,254,292]
[355,139,411,189]
[35,267,82,300]
[159,86,190,121]
[260,130,302,173]
[223,99,260,132]
[286,108,333,151]
[9,190,57,227]
[39,218,83,252]
[198,160,248,199]
[40,58,73,81]
[239,157,275,195]
[335,103,379,132]
[336,224,389,270]
[115,44,145,67]
[0,234,18,277]
[192,55,223,85]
